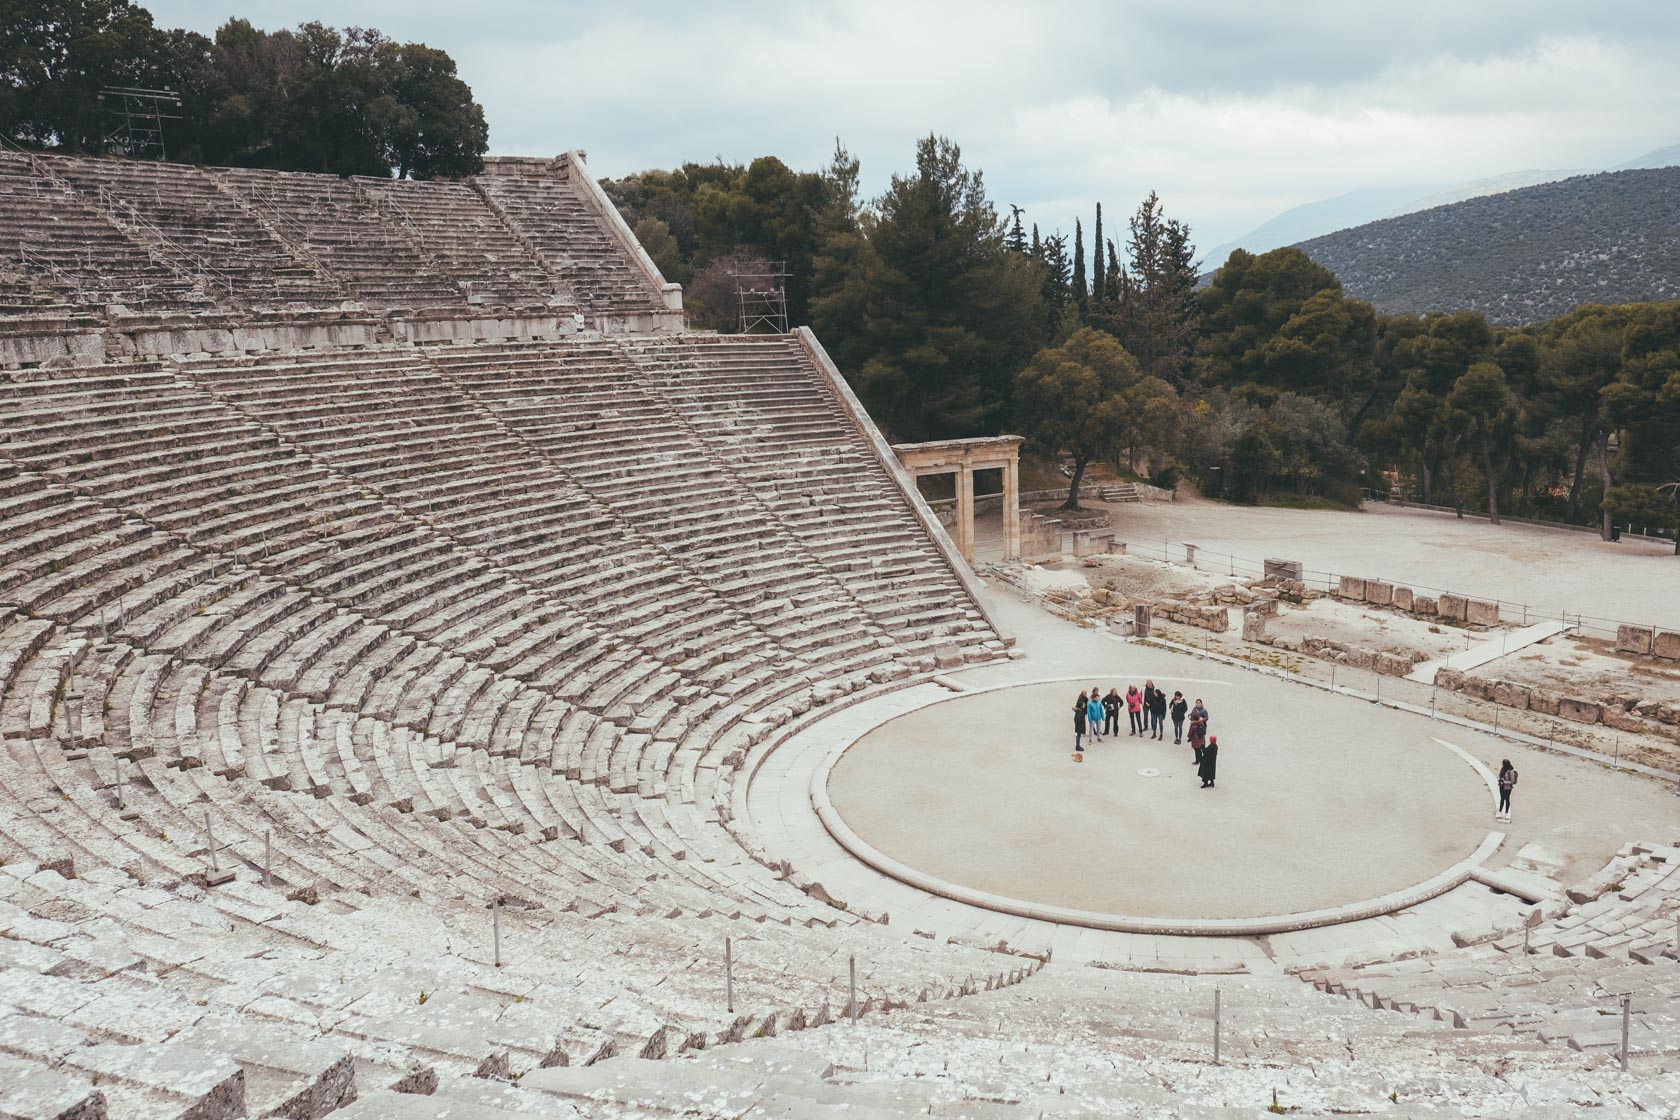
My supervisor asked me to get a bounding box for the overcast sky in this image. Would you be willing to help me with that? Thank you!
[145,0,1680,250]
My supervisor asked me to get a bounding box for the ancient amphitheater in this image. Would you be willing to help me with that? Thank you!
[0,148,1675,1119]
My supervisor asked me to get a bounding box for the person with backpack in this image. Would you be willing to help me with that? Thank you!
[1169,692,1189,744]
[1126,686,1144,735]
[1147,684,1168,740]
[1072,691,1088,759]
[1497,760,1518,820]
[1102,688,1122,737]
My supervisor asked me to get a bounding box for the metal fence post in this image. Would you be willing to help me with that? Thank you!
[1330,665,1337,694]
[205,811,219,873]
[263,830,272,886]
[492,897,503,968]
[849,955,858,1025]
[1373,672,1381,705]
[1429,687,1436,719]
[725,936,734,1013]
[1620,994,1630,1071]
[114,756,126,809]
[1212,986,1222,1065]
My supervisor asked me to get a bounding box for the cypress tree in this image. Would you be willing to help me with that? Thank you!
[1072,219,1087,311]
[1092,204,1105,304]
[1030,222,1042,260]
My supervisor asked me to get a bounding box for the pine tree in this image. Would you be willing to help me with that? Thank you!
[1091,204,1105,304]
[1072,219,1087,312]
[1006,205,1028,254]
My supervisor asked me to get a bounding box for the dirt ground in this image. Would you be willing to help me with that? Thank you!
[974,494,1680,631]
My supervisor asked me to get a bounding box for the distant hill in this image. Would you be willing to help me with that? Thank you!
[1202,140,1680,271]
[1291,166,1680,324]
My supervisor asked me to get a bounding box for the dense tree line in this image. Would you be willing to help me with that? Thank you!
[614,137,1680,543]
[2,0,487,177]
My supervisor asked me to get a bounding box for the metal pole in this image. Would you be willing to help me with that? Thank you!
[849,955,858,1025]
[1620,994,1630,1071]
[1523,921,1531,956]
[492,898,503,967]
[1331,665,1337,694]
[1613,732,1620,771]
[1429,687,1437,719]
[263,830,272,886]
[1213,986,1222,1065]
[205,812,219,872]
[1493,701,1499,736]
[115,756,126,809]
[1374,672,1381,705]
[725,936,734,1013]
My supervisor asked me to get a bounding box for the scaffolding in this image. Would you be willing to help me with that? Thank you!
[733,261,790,334]
[98,86,182,160]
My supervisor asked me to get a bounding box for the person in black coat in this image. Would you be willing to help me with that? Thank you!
[1169,692,1189,744]
[1198,735,1219,788]
[1101,688,1120,737]
[1072,691,1088,758]
[1147,686,1168,740]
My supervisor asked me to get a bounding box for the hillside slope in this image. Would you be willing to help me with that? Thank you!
[1294,166,1680,324]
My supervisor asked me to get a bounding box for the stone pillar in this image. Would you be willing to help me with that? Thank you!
[955,464,975,560]
[1002,455,1021,561]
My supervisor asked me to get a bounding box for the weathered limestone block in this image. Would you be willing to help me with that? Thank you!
[1250,597,1279,618]
[1414,595,1438,616]
[1133,604,1152,639]
[1363,580,1393,607]
[1376,652,1412,677]
[1241,609,1268,642]
[1437,593,1468,621]
[1464,598,1500,626]
[1264,558,1303,581]
[1462,676,1497,701]
[1601,705,1647,733]
[1492,681,1532,710]
[1392,586,1414,612]
[1337,576,1366,600]
[1433,667,1466,690]
[1558,697,1601,724]
[1528,689,1562,716]
[1651,630,1680,660]
[1344,647,1376,670]
[1615,625,1655,654]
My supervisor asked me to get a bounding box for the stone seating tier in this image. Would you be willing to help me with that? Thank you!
[0,149,672,324]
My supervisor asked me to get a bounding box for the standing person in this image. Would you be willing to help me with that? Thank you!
[1199,736,1219,788]
[1169,692,1189,744]
[1126,686,1144,735]
[1102,688,1122,738]
[1142,681,1159,723]
[1072,691,1088,759]
[1148,685,1167,740]
[1496,760,1517,820]
[1189,698,1209,732]
[1086,692,1105,744]
[1188,711,1207,767]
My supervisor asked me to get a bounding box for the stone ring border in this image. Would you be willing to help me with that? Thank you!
[806,673,1507,938]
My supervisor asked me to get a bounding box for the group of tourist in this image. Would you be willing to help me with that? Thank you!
[1071,682,1219,787]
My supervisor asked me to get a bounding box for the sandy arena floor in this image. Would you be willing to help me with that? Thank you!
[826,678,1491,920]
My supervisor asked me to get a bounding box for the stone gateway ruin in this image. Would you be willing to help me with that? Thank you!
[0,148,1676,1119]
